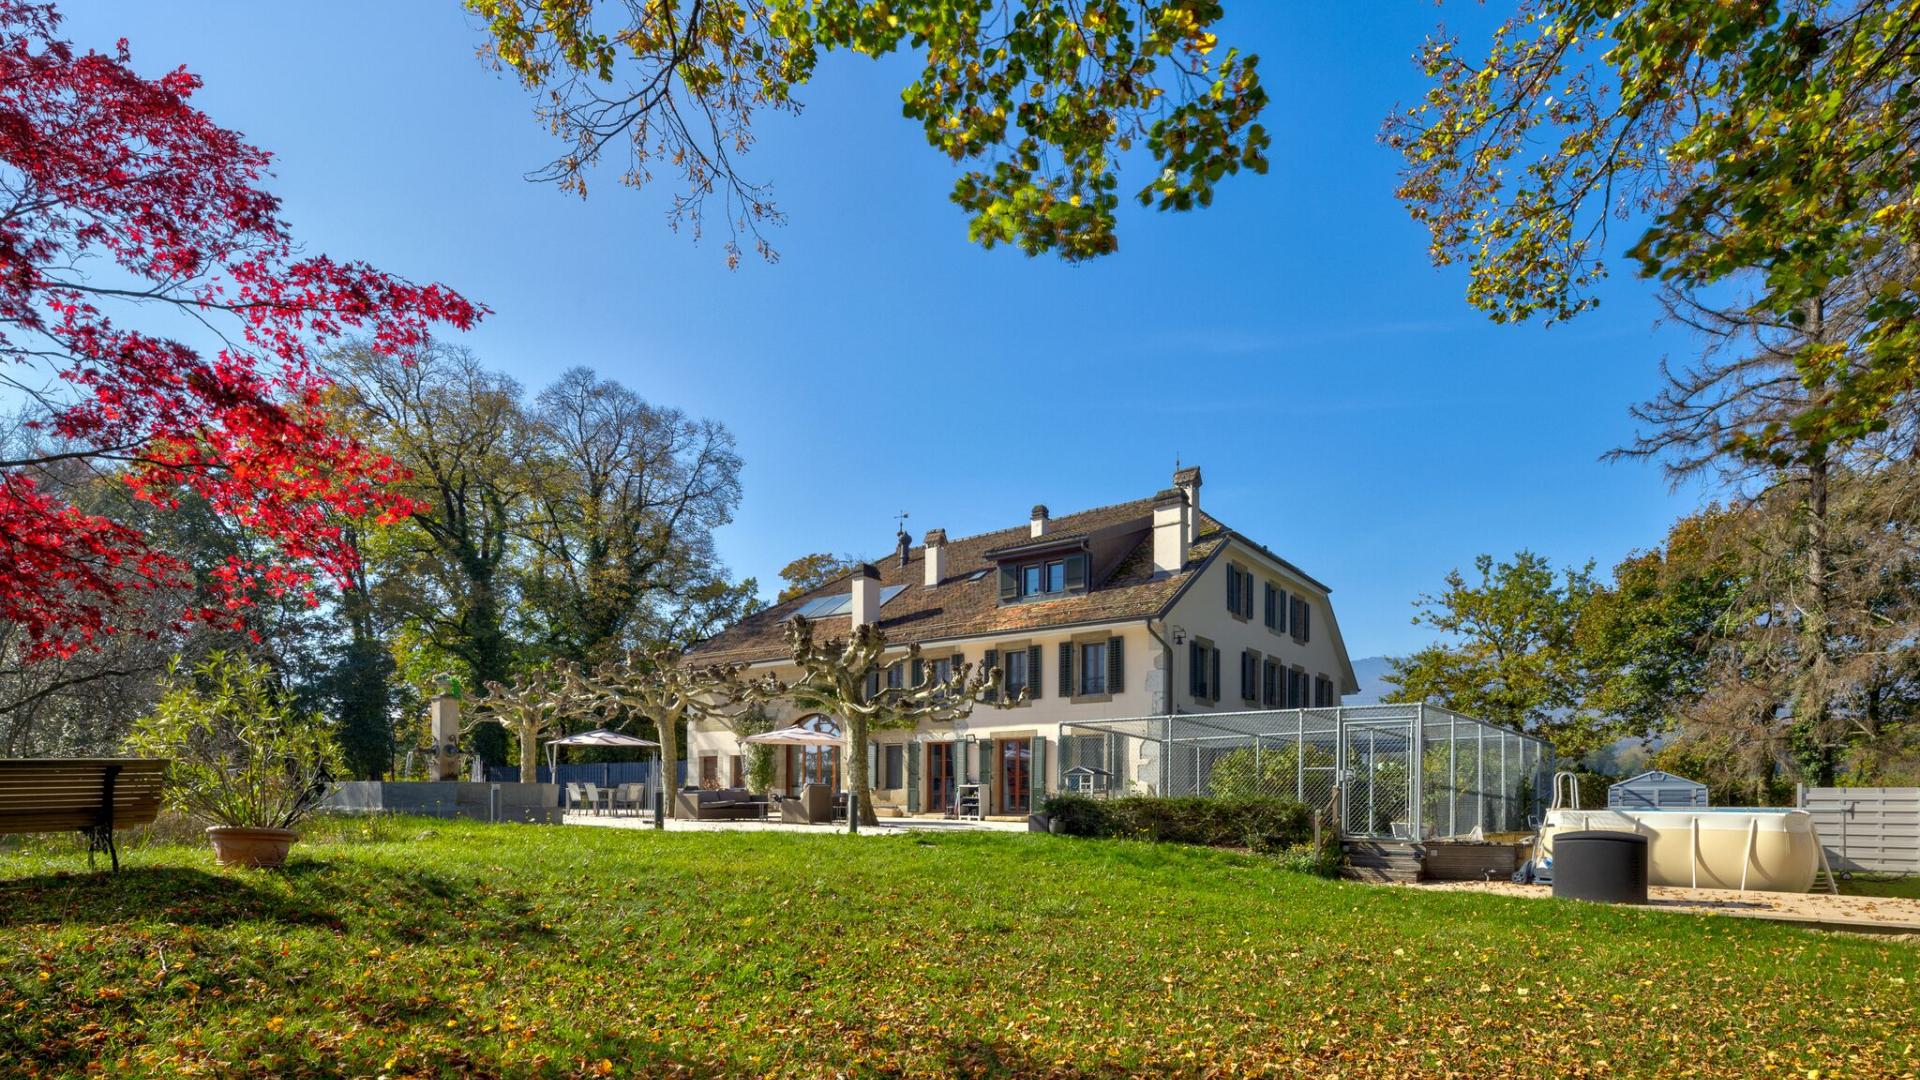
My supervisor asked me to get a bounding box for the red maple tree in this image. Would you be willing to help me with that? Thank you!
[0,1,482,658]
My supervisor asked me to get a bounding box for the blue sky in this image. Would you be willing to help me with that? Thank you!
[61,3,1709,660]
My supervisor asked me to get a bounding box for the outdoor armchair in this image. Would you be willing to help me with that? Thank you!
[778,783,833,825]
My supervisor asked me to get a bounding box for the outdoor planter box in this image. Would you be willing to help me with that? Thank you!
[1421,840,1527,881]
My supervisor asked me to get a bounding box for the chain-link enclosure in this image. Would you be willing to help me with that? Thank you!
[1058,705,1552,839]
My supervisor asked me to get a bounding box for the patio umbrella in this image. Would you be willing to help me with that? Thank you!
[545,727,663,777]
[741,726,843,746]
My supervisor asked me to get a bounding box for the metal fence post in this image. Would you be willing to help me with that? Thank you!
[1476,724,1486,834]
[1447,711,1457,837]
[1296,713,1305,805]
[1411,705,1424,842]
[1498,733,1511,832]
[1366,727,1377,835]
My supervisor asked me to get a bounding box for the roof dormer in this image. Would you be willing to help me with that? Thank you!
[984,535,1091,605]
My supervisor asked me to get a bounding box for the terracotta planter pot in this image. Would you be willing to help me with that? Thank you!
[206,826,298,868]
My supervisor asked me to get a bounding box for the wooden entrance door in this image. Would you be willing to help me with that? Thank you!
[999,738,1032,814]
[926,742,955,813]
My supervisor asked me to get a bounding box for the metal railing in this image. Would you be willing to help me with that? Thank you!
[1058,704,1553,839]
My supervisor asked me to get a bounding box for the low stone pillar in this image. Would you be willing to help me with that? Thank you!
[429,683,462,782]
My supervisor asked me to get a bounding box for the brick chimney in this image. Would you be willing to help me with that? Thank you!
[1030,504,1050,538]
[1173,465,1202,545]
[1152,488,1188,575]
[850,562,881,627]
[923,528,947,587]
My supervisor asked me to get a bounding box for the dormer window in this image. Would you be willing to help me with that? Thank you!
[999,552,1087,603]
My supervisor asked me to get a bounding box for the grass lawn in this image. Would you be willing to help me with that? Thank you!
[2,819,1915,1078]
[1843,876,1920,901]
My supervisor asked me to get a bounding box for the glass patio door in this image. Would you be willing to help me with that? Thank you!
[999,738,1031,814]
[785,715,841,795]
[926,742,955,813]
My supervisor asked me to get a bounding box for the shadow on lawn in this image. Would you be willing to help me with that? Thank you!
[0,865,314,930]
[928,1035,1146,1079]
[561,1030,1143,1080]
[0,856,553,945]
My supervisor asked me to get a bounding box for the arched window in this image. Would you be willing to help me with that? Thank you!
[787,714,841,795]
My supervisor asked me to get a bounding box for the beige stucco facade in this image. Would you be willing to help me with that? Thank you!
[687,533,1358,818]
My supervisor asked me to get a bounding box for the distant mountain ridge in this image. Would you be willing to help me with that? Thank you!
[1347,655,1396,705]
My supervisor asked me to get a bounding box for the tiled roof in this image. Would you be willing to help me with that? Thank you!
[685,497,1227,666]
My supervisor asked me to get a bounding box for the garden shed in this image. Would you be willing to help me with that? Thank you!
[1607,770,1708,810]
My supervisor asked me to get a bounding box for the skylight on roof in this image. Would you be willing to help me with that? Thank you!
[966,568,991,582]
[787,584,910,620]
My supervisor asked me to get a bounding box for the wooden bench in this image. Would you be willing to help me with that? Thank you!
[0,758,167,871]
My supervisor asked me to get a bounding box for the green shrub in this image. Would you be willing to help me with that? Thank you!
[1039,792,1109,837]
[1273,840,1343,878]
[127,651,344,831]
[1038,794,1311,853]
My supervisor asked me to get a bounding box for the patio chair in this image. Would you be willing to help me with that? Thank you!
[581,782,609,816]
[616,782,647,816]
[778,783,833,824]
[565,782,588,812]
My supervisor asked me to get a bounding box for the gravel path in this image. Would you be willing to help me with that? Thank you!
[1415,878,1920,936]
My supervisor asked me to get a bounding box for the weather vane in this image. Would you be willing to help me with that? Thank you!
[894,509,910,534]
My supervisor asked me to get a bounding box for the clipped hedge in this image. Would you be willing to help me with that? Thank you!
[1039,794,1312,854]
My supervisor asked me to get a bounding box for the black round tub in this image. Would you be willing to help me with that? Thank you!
[1551,830,1650,904]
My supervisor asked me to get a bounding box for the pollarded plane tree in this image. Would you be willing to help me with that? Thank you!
[783,615,1016,832]
[469,665,600,783]
[581,645,778,820]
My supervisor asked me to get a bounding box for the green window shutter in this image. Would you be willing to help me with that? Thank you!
[1064,553,1087,591]
[1058,642,1073,697]
[983,649,998,702]
[1210,648,1221,704]
[865,672,880,700]
[1188,642,1202,697]
[1278,589,1289,633]
[906,741,922,812]
[1302,602,1312,643]
[998,564,1019,602]
[1226,564,1238,611]
[1108,637,1123,692]
[1027,645,1043,699]
[1032,736,1047,808]
[980,738,993,811]
[911,657,924,687]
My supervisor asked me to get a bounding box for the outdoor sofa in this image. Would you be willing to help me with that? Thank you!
[674,787,768,821]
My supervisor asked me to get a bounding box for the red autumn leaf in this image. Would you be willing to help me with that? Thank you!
[0,0,483,658]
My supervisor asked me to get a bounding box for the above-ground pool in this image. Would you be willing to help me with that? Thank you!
[1538,807,1820,892]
